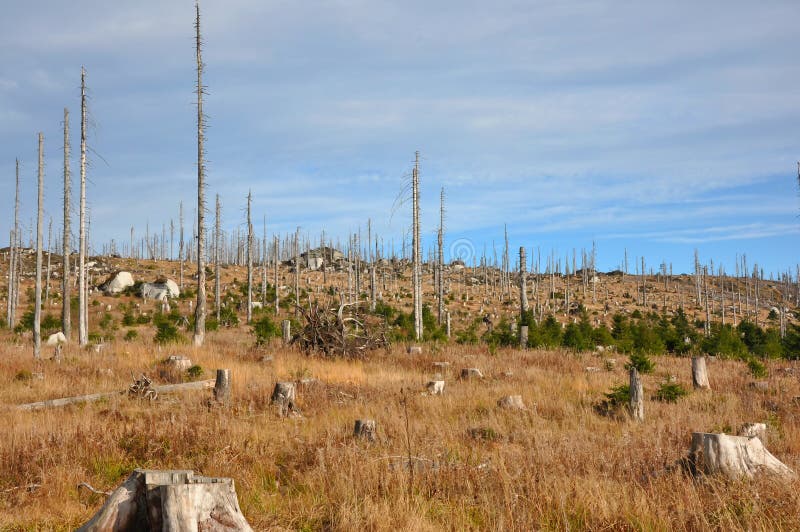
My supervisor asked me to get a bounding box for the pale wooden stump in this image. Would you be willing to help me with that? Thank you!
[629,367,644,422]
[692,356,710,390]
[214,369,231,405]
[689,432,794,479]
[271,382,296,416]
[77,469,253,531]
[460,368,484,380]
[497,395,525,410]
[426,380,445,395]
[354,419,376,441]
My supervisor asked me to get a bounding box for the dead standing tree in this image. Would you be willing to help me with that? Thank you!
[6,159,20,328]
[246,190,253,324]
[214,194,221,322]
[33,133,44,359]
[78,67,89,347]
[62,108,71,340]
[193,1,208,347]
[412,151,422,340]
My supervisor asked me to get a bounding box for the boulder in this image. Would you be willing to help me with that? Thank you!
[100,271,134,295]
[46,331,67,346]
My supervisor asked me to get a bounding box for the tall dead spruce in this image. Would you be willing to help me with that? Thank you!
[78,67,89,347]
[412,151,422,340]
[61,108,71,340]
[33,133,44,359]
[193,0,207,347]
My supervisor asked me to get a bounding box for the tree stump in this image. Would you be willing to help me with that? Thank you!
[692,356,710,390]
[281,320,291,344]
[519,325,528,349]
[271,382,296,416]
[353,419,376,441]
[629,367,644,422]
[497,395,525,410]
[426,380,445,395]
[688,432,794,479]
[77,469,253,531]
[460,368,484,380]
[407,345,422,355]
[214,369,231,405]
[738,422,767,439]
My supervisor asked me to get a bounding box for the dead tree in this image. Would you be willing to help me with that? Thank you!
[214,194,221,322]
[44,218,52,304]
[193,1,207,347]
[179,201,184,291]
[33,133,44,359]
[437,188,445,324]
[262,216,267,307]
[246,191,253,324]
[629,367,643,422]
[412,151,423,340]
[78,67,88,347]
[61,108,71,339]
[274,235,280,314]
[6,159,20,328]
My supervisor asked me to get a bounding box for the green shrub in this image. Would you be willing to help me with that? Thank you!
[625,352,655,374]
[604,384,630,406]
[747,358,768,379]
[219,306,239,327]
[124,330,138,342]
[252,315,279,345]
[654,382,688,403]
[154,322,185,345]
[122,313,136,327]
[186,365,204,380]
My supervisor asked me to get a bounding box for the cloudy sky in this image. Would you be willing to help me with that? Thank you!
[0,1,798,275]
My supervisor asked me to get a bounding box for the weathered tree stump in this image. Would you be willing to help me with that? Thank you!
[426,380,445,395]
[688,432,794,479]
[519,325,528,349]
[738,422,767,439]
[281,320,291,345]
[407,345,422,355]
[214,368,231,405]
[692,356,710,390]
[353,419,376,441]
[271,381,296,416]
[77,469,253,531]
[629,367,644,422]
[460,368,484,380]
[497,395,525,410]
[432,361,450,372]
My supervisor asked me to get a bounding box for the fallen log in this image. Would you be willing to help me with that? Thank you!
[15,379,215,411]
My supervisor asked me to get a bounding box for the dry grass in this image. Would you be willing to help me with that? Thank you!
[0,330,799,530]
[0,256,797,530]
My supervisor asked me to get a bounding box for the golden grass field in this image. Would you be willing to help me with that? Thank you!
[0,257,798,530]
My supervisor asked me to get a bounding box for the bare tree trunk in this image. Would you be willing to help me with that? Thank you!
[78,68,88,347]
[704,266,711,336]
[629,367,643,422]
[214,194,221,322]
[412,151,423,340]
[7,159,20,328]
[262,216,267,307]
[62,109,71,339]
[44,218,52,305]
[193,2,207,347]
[274,235,279,314]
[246,191,253,324]
[34,133,45,359]
[294,226,300,313]
[519,246,528,320]
[437,188,445,324]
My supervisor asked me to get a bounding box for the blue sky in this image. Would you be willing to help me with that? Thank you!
[0,1,798,275]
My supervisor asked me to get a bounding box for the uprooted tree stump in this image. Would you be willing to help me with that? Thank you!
[354,419,377,441]
[294,301,388,358]
[687,432,795,479]
[271,382,297,416]
[77,469,253,531]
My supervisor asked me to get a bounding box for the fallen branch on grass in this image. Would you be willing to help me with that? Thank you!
[14,379,215,411]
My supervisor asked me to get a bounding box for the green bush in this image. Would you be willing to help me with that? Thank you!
[122,313,136,327]
[124,330,138,342]
[747,358,768,379]
[154,322,185,345]
[252,315,279,345]
[654,382,688,403]
[218,306,239,328]
[604,384,630,407]
[625,352,655,374]
[186,365,204,380]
